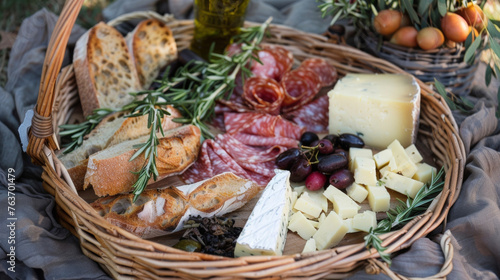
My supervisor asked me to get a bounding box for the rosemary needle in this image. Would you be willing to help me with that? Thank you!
[364,167,445,265]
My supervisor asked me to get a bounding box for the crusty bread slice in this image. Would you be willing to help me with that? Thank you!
[84,125,201,197]
[59,106,183,190]
[126,19,177,89]
[90,172,261,238]
[73,22,141,117]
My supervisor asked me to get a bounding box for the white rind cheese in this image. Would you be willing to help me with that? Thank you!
[234,170,292,257]
[328,73,420,149]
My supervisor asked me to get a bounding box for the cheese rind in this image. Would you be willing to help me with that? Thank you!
[313,211,348,250]
[234,170,292,257]
[328,73,420,149]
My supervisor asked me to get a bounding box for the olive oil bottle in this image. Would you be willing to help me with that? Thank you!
[190,0,250,60]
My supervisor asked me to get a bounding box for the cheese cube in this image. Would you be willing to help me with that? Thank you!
[293,185,306,196]
[352,210,378,232]
[388,139,418,178]
[302,238,317,253]
[328,73,420,150]
[348,148,373,171]
[293,192,323,218]
[343,218,359,233]
[366,185,390,212]
[323,185,360,219]
[313,211,348,250]
[291,191,298,209]
[346,182,368,203]
[353,157,377,186]
[235,170,292,257]
[412,163,437,184]
[373,149,393,169]
[288,211,317,240]
[304,189,329,213]
[405,144,423,163]
[308,219,320,229]
[381,171,424,198]
[318,212,327,225]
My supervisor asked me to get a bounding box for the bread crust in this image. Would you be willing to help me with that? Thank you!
[73,22,140,117]
[84,125,202,197]
[91,172,262,238]
[126,19,178,89]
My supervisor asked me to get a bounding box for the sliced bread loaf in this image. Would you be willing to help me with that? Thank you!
[73,22,141,117]
[84,124,201,197]
[126,19,178,89]
[59,106,182,190]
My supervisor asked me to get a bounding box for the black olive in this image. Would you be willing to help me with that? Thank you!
[300,131,319,147]
[338,133,364,150]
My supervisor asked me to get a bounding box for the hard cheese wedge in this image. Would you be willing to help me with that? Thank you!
[234,170,292,257]
[328,73,420,149]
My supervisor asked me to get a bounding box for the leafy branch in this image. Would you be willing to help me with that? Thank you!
[364,167,445,265]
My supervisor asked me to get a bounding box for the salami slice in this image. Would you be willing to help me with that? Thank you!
[232,133,299,148]
[251,50,280,80]
[243,77,285,115]
[300,58,338,87]
[224,112,304,139]
[283,95,329,133]
[280,66,321,111]
[262,44,294,81]
[217,134,283,163]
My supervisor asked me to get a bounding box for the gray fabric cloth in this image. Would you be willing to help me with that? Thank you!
[1,1,499,279]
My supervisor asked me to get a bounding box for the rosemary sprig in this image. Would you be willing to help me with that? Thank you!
[364,167,445,265]
[59,107,119,154]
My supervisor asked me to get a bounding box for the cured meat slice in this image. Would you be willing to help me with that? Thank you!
[232,133,298,148]
[217,134,283,163]
[283,95,329,133]
[251,50,280,80]
[224,112,304,139]
[280,66,321,112]
[242,77,285,115]
[181,140,214,184]
[300,58,338,87]
[262,45,294,81]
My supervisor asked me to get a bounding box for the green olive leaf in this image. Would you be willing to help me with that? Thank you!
[464,36,481,65]
[437,0,447,16]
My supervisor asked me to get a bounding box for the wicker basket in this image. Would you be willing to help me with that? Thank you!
[27,0,465,279]
[359,29,481,96]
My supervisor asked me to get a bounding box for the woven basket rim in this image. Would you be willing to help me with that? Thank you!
[32,7,465,279]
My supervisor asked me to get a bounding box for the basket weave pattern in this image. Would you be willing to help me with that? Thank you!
[28,1,464,279]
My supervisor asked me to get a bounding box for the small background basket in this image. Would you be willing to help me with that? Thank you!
[359,29,481,96]
[28,0,465,279]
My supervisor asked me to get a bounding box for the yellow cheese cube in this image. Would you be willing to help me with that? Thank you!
[405,144,423,163]
[288,211,317,240]
[366,185,390,212]
[313,211,348,250]
[308,219,320,229]
[353,157,377,186]
[304,189,329,213]
[328,74,420,149]
[388,139,418,178]
[373,148,393,169]
[348,147,373,171]
[352,210,378,232]
[293,192,322,218]
[318,212,327,225]
[302,238,317,253]
[346,182,369,203]
[381,171,424,198]
[343,218,359,233]
[412,163,437,184]
[323,185,360,219]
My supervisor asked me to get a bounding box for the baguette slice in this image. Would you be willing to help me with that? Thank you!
[126,19,178,89]
[84,125,201,197]
[91,172,262,238]
[74,22,141,117]
[58,106,182,190]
